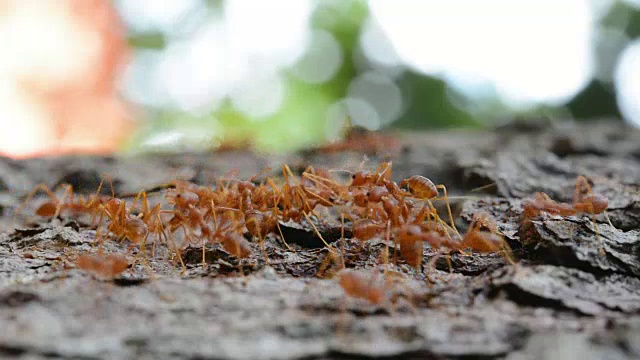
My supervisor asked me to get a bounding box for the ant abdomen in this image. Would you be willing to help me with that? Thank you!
[401,176,438,199]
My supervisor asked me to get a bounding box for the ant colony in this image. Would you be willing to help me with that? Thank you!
[17,163,609,307]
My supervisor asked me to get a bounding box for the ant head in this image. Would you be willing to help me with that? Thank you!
[103,198,123,216]
[106,198,121,208]
[351,172,367,186]
[173,191,199,207]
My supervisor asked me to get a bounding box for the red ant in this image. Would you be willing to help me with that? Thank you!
[75,251,129,278]
[400,175,459,236]
[522,176,611,254]
[572,176,611,254]
[16,175,114,224]
[352,219,387,242]
[462,212,514,263]
[394,224,424,269]
[349,162,393,188]
[573,176,608,216]
[221,232,252,259]
[523,176,608,219]
[522,192,576,218]
[338,269,388,306]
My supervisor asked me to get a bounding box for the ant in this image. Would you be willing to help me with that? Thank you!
[572,176,609,216]
[522,176,608,220]
[16,175,114,224]
[75,251,129,279]
[352,219,387,242]
[522,192,576,218]
[522,176,611,255]
[244,209,277,263]
[338,269,388,306]
[394,224,424,269]
[95,198,149,246]
[349,162,393,188]
[572,176,611,255]
[400,175,459,236]
[462,212,515,263]
[221,232,252,259]
[337,267,416,317]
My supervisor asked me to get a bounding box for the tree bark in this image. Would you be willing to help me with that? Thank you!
[0,120,639,359]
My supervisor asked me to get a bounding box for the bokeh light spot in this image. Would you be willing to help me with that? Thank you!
[359,17,403,69]
[347,71,403,126]
[370,0,595,107]
[291,29,343,84]
[231,73,286,119]
[115,0,200,33]
[326,98,380,140]
[614,40,640,127]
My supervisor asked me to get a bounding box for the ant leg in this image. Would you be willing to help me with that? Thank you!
[432,210,466,251]
[15,183,58,216]
[304,189,334,207]
[146,204,163,257]
[435,184,459,236]
[302,211,333,249]
[85,175,108,212]
[383,220,392,276]
[425,254,442,285]
[293,187,318,218]
[130,189,149,214]
[96,172,116,198]
[282,164,297,184]
[181,226,197,246]
[469,182,497,193]
[502,244,517,265]
[129,233,149,272]
[573,175,590,204]
[53,184,74,219]
[414,200,434,222]
[445,252,452,273]
[149,232,158,258]
[157,213,186,273]
[603,211,615,228]
[302,172,340,189]
[209,200,218,229]
[275,219,292,251]
[94,206,107,249]
[139,252,156,282]
[259,233,270,266]
[376,161,392,183]
[340,213,346,269]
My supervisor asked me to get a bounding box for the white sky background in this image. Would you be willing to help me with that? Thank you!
[369,0,595,107]
[115,0,640,129]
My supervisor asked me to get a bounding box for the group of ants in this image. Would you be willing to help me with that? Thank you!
[16,162,610,307]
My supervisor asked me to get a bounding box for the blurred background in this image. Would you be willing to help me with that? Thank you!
[0,0,639,158]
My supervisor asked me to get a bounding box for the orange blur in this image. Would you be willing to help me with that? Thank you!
[0,0,133,158]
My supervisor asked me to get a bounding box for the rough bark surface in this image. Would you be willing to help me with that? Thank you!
[0,120,639,360]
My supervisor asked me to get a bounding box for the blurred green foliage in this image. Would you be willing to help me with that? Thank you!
[126,0,630,153]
